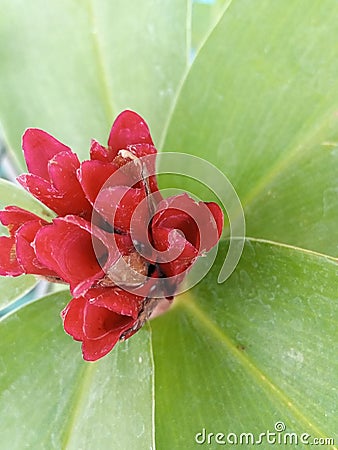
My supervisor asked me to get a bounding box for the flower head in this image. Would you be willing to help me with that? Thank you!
[0,110,223,361]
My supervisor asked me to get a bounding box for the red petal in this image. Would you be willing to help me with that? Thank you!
[48,151,92,218]
[61,296,86,341]
[0,206,43,235]
[16,220,58,276]
[81,328,125,361]
[127,143,157,158]
[152,226,198,277]
[95,186,146,234]
[154,209,199,248]
[61,292,138,361]
[90,139,116,162]
[33,218,105,296]
[47,151,79,190]
[58,215,121,273]
[18,158,92,219]
[17,173,63,213]
[108,110,154,151]
[152,194,222,252]
[0,236,23,276]
[86,287,143,319]
[0,206,46,276]
[205,202,224,239]
[125,146,160,194]
[114,233,134,256]
[22,128,72,179]
[83,302,133,340]
[78,159,120,204]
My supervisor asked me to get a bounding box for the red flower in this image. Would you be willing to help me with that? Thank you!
[0,206,57,277]
[151,194,223,277]
[18,130,92,220]
[0,110,223,361]
[62,287,144,361]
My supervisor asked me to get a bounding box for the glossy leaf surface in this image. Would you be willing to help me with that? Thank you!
[0,0,188,167]
[163,0,338,257]
[152,240,338,448]
[0,1,337,449]
[0,275,36,311]
[0,291,155,450]
[0,242,337,448]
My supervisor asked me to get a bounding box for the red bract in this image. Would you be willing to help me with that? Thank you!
[0,206,58,277]
[18,130,92,220]
[62,287,144,361]
[151,194,223,277]
[0,110,223,361]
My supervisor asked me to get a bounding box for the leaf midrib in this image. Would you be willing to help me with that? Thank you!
[178,292,337,449]
[60,324,157,450]
[160,1,338,263]
[233,237,338,264]
[61,363,95,450]
[159,0,234,150]
[241,105,338,215]
[86,0,115,126]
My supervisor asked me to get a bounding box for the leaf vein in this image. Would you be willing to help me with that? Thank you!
[180,294,334,444]
[87,0,115,126]
[61,363,95,450]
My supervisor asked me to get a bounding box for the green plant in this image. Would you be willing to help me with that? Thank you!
[0,1,337,448]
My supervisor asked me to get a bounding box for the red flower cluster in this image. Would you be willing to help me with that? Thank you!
[0,111,223,361]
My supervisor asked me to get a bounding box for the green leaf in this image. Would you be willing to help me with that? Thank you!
[0,2,337,449]
[152,240,338,448]
[163,0,338,257]
[1,242,336,449]
[0,0,188,168]
[191,0,230,53]
[0,291,155,450]
[0,274,36,311]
